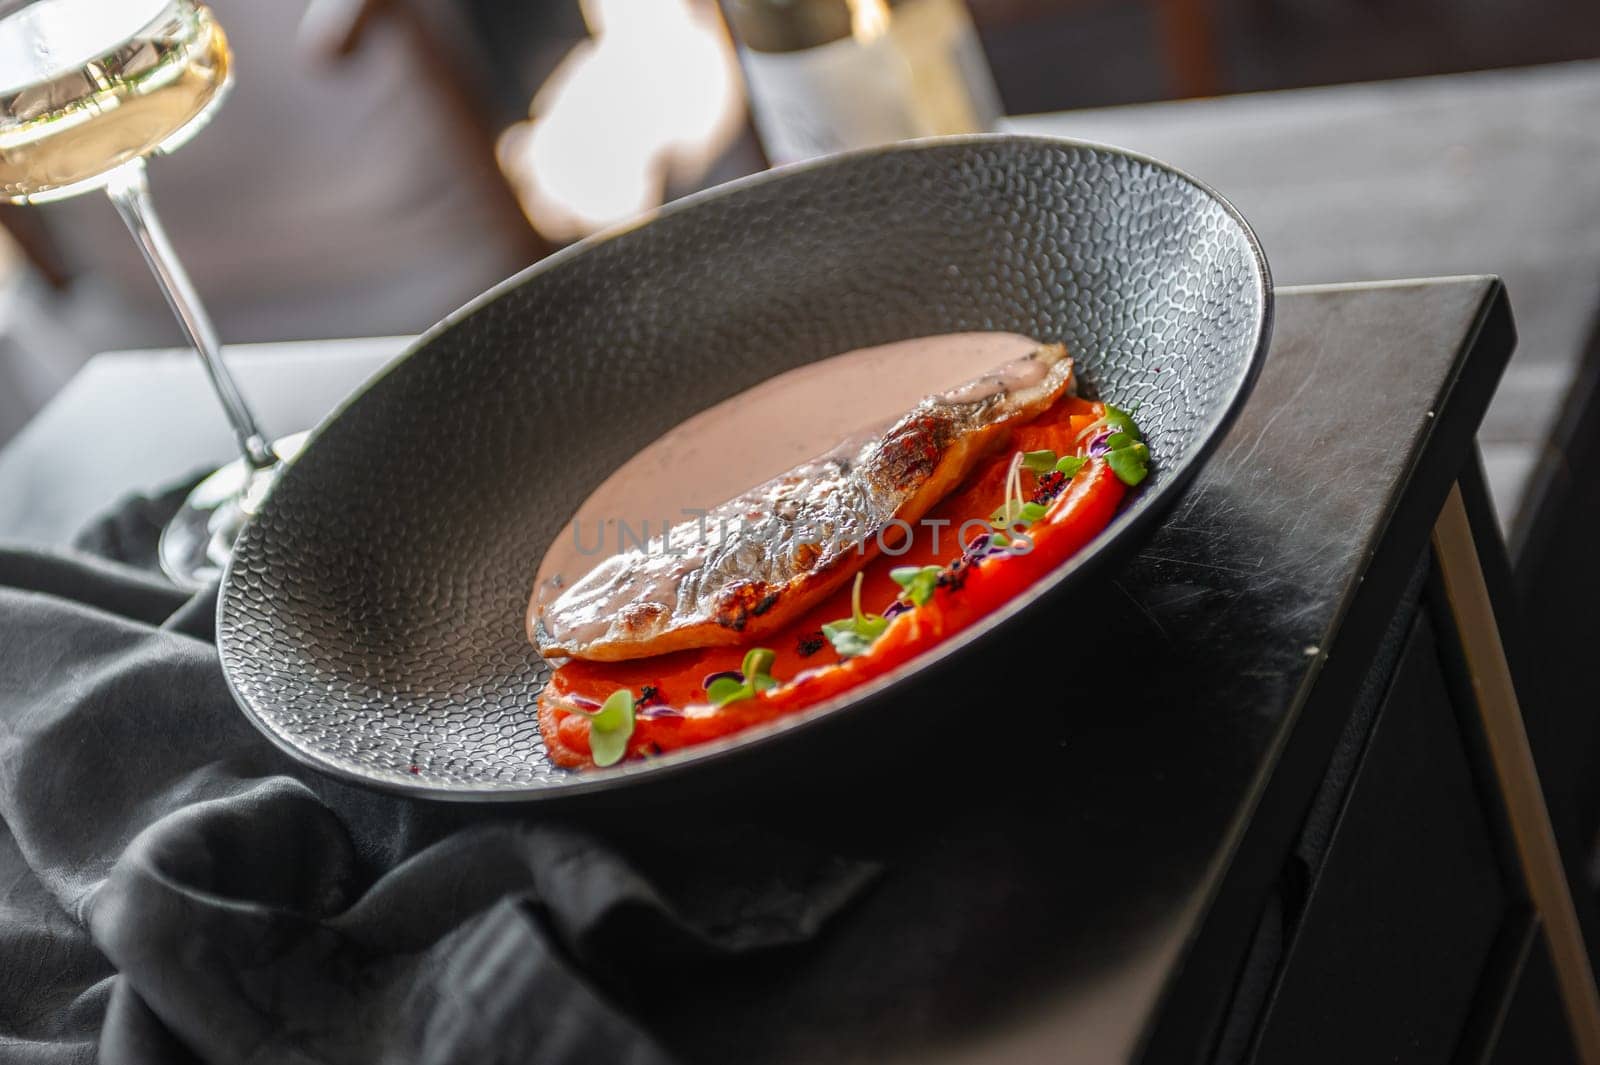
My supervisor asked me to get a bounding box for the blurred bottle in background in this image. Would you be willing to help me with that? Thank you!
[496,0,747,244]
[720,0,1001,166]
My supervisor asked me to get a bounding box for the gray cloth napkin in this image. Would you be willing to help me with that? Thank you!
[0,487,880,1065]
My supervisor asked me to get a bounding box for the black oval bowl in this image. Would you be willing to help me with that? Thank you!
[218,135,1272,801]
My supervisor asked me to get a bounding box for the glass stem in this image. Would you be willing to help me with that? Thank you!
[104,159,276,470]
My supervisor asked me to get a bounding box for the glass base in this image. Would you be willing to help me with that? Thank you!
[158,431,308,589]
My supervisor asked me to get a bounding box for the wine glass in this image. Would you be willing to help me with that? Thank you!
[0,0,303,586]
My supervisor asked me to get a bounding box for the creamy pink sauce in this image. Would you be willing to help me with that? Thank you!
[532,331,1045,620]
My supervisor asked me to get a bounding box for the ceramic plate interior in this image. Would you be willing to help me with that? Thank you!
[218,135,1273,800]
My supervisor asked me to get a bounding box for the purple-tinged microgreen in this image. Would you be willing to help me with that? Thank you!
[572,688,635,767]
[890,564,944,607]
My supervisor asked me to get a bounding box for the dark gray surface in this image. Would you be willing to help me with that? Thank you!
[674,277,1509,1064]
[0,277,1510,1062]
[1013,60,1600,530]
[217,136,1271,797]
[0,335,408,546]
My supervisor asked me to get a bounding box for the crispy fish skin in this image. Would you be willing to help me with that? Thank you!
[534,343,1074,662]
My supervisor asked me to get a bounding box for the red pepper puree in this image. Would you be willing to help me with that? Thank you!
[537,396,1126,767]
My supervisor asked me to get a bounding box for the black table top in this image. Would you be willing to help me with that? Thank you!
[1017,62,1600,536]
[0,277,1516,1062]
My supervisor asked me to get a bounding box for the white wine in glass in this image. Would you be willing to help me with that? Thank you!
[1,0,302,586]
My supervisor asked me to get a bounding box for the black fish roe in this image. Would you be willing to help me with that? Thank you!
[1031,470,1065,504]
[797,632,826,657]
[638,684,660,706]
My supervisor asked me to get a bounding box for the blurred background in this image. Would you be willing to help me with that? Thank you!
[2,0,1599,448]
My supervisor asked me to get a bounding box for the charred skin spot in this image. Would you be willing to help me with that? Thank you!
[714,581,772,631]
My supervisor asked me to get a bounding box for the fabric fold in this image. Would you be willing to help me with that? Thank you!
[0,534,879,1065]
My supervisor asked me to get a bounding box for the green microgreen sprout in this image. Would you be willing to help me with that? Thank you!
[1054,454,1087,478]
[707,647,781,707]
[1103,405,1142,440]
[705,675,747,705]
[743,647,779,693]
[890,564,944,608]
[1074,404,1141,446]
[990,499,1025,525]
[1106,443,1150,486]
[991,451,1028,528]
[1021,449,1058,474]
[992,450,1057,531]
[1075,405,1150,487]
[572,688,636,767]
[822,572,889,659]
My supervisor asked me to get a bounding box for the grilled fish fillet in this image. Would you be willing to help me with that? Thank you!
[533,343,1075,662]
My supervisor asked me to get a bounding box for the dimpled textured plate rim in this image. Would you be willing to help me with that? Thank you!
[218,134,1272,801]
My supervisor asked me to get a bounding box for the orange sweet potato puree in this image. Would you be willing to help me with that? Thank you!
[538,396,1124,767]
